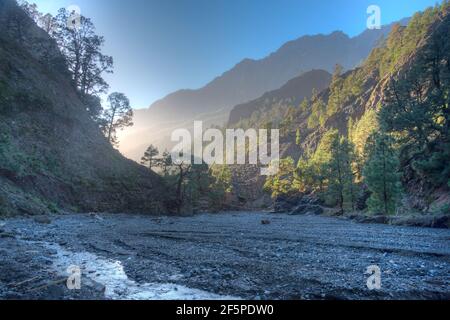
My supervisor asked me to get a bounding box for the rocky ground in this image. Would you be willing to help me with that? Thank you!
[0,212,449,300]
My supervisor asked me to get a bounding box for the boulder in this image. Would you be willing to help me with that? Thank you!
[33,215,52,225]
[290,204,324,216]
[272,195,305,213]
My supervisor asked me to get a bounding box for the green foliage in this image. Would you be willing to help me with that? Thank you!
[307,96,327,128]
[0,131,25,176]
[380,6,450,188]
[209,165,233,208]
[264,157,296,198]
[350,109,379,159]
[323,131,356,211]
[363,133,402,215]
[299,98,309,113]
[293,130,356,212]
[46,201,59,213]
[268,2,450,214]
[211,165,233,194]
[296,129,301,146]
[184,163,212,209]
[327,64,344,118]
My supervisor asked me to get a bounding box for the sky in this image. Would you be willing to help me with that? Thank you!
[32,0,442,109]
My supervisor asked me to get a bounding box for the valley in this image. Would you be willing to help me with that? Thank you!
[1,212,449,300]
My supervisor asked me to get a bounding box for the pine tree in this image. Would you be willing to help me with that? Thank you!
[159,150,173,176]
[327,64,344,117]
[327,133,354,214]
[141,145,159,170]
[102,92,133,146]
[363,133,402,215]
[263,158,295,198]
[53,8,113,96]
[293,157,315,193]
[380,9,450,188]
[296,129,301,146]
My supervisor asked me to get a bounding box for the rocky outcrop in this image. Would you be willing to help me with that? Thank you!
[290,204,324,216]
[270,194,324,215]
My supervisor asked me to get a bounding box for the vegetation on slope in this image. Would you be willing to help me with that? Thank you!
[262,1,450,216]
[0,0,169,215]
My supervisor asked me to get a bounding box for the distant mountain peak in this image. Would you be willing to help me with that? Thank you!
[120,20,408,160]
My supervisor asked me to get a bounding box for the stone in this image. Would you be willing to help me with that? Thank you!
[290,204,324,216]
[33,216,52,225]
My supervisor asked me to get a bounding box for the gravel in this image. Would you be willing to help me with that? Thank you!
[0,212,449,300]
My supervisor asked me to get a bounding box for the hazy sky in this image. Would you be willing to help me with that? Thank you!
[32,0,441,109]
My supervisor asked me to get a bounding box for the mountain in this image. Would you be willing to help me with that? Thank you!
[228,69,331,126]
[119,20,408,161]
[229,3,450,212]
[0,0,169,215]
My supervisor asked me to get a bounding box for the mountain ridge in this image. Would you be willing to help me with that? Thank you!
[228,69,332,126]
[121,20,408,160]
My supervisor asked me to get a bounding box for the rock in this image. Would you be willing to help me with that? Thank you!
[45,284,65,299]
[389,215,450,229]
[0,232,15,239]
[290,205,324,216]
[272,195,304,213]
[261,220,271,225]
[91,282,106,295]
[358,215,389,224]
[431,216,450,229]
[33,216,52,225]
[273,194,324,215]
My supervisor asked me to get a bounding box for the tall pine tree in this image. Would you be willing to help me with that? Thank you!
[363,133,402,215]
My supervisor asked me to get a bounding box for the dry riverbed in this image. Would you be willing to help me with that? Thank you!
[0,212,449,300]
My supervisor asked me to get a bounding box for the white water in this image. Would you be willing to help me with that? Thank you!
[46,243,238,300]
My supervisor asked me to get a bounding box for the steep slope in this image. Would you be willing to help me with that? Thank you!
[231,4,450,211]
[228,69,331,126]
[119,21,407,161]
[145,24,404,122]
[0,0,169,215]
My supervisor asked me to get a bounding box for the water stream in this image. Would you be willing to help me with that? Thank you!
[46,243,238,300]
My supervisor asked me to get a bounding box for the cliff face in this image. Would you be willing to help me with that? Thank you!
[0,0,169,215]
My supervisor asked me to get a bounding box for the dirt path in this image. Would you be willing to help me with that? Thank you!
[0,212,449,300]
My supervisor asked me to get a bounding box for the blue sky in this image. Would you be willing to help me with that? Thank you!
[32,0,441,109]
